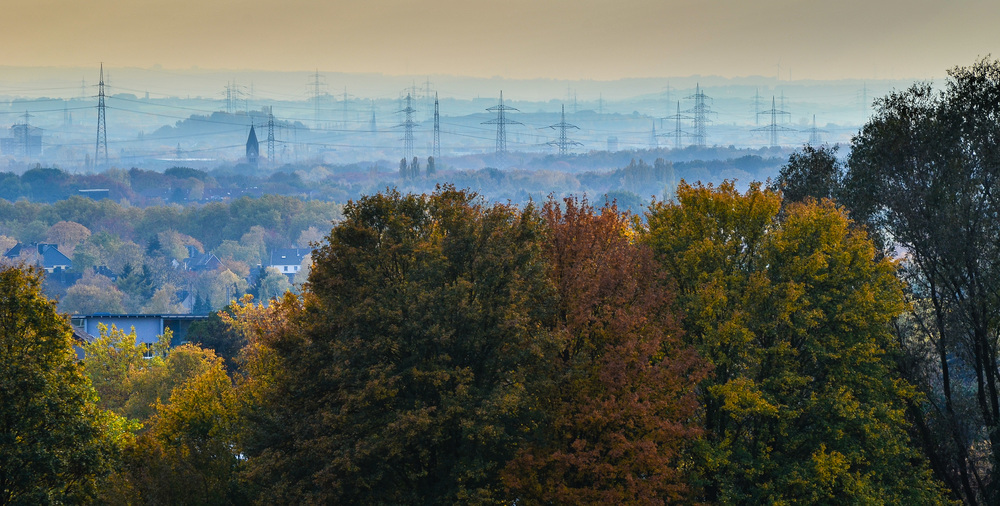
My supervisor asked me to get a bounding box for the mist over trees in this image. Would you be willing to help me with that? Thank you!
[8,58,1000,504]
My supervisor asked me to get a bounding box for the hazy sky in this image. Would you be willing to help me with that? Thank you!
[6,0,999,81]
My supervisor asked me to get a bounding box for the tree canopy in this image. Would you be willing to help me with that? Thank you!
[0,267,131,504]
[644,182,949,504]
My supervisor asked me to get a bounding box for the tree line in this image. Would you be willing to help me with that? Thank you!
[5,59,1000,504]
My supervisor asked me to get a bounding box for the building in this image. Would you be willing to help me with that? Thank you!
[71,313,210,348]
[246,125,259,167]
[182,245,223,272]
[1,122,42,159]
[3,243,72,272]
[268,247,313,281]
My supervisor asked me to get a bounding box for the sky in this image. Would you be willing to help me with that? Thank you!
[4,0,999,81]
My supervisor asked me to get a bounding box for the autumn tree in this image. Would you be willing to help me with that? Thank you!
[240,186,556,504]
[106,350,244,504]
[502,198,708,504]
[0,267,131,504]
[842,58,1000,504]
[771,144,843,204]
[45,220,91,256]
[644,182,950,504]
[61,271,125,314]
[81,324,170,418]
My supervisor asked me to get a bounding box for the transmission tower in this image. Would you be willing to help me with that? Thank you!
[342,87,350,128]
[18,111,34,160]
[545,104,581,156]
[433,92,441,158]
[95,63,108,168]
[803,114,828,145]
[266,106,276,165]
[369,100,378,134]
[683,84,714,148]
[482,91,521,167]
[752,96,794,148]
[661,101,690,150]
[753,88,763,126]
[780,91,787,123]
[395,93,418,160]
[660,83,672,128]
[309,70,326,129]
[649,121,659,150]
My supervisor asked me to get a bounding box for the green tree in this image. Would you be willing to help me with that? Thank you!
[842,58,1000,504]
[141,283,185,314]
[644,182,950,504]
[108,349,244,504]
[257,266,293,302]
[61,272,125,314]
[241,186,556,504]
[81,324,170,418]
[0,267,132,504]
[771,144,843,205]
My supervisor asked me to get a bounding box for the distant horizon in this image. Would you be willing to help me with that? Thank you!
[3,1,996,84]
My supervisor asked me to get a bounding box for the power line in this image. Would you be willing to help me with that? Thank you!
[752,96,794,148]
[267,106,276,165]
[482,91,521,168]
[308,70,326,129]
[803,114,828,145]
[753,88,762,126]
[683,83,714,148]
[95,63,108,168]
[545,104,581,156]
[661,101,690,150]
[395,93,418,160]
[433,92,441,158]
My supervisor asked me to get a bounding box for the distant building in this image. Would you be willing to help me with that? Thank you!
[246,125,259,167]
[1,122,42,159]
[182,245,223,272]
[607,136,619,152]
[268,247,313,281]
[3,243,72,273]
[71,314,209,348]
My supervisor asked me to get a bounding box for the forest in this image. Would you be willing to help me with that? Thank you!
[3,59,1000,504]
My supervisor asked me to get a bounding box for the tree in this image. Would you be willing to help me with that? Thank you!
[502,198,708,504]
[45,220,91,256]
[186,305,247,372]
[411,156,421,178]
[141,283,185,314]
[398,157,408,179]
[0,267,132,504]
[257,266,293,302]
[426,156,436,177]
[81,324,170,418]
[110,349,243,504]
[644,182,950,504]
[61,272,126,314]
[842,58,1000,504]
[240,186,556,504]
[771,144,843,204]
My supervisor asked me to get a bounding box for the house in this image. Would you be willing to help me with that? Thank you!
[269,247,313,281]
[183,245,223,272]
[70,313,210,348]
[3,243,72,273]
